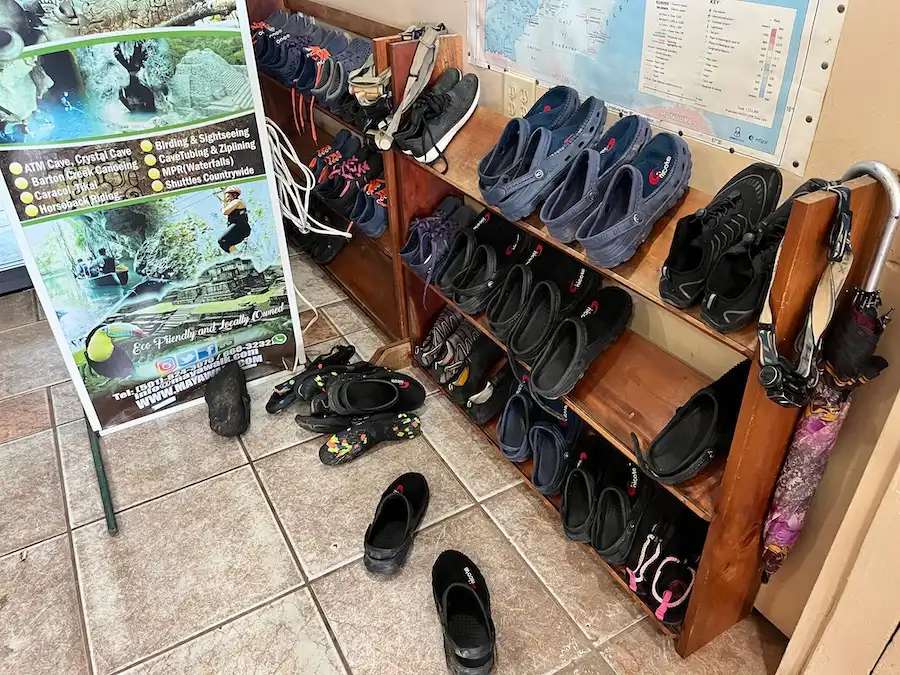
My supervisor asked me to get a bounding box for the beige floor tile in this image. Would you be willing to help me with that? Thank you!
[344,327,391,362]
[400,364,441,395]
[599,614,787,675]
[0,389,51,445]
[0,429,66,556]
[50,381,85,425]
[323,299,380,336]
[554,650,617,675]
[313,508,591,675]
[241,379,319,460]
[57,405,246,527]
[289,255,347,308]
[300,309,341,346]
[420,395,521,500]
[483,484,644,644]
[119,589,345,675]
[256,435,472,578]
[73,467,302,675]
[0,289,36,332]
[0,321,69,400]
[0,535,89,675]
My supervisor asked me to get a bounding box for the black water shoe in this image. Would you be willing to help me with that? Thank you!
[432,550,496,675]
[364,472,430,575]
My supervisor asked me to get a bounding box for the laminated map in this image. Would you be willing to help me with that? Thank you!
[468,0,847,172]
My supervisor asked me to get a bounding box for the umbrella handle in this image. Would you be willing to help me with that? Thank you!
[841,161,900,293]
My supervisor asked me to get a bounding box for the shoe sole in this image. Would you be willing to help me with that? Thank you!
[414,84,481,164]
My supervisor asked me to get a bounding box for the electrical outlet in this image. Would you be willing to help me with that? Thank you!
[503,71,536,118]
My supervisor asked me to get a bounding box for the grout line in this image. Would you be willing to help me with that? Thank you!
[65,457,251,535]
[306,503,480,587]
[593,616,648,649]
[237,435,355,675]
[48,391,96,675]
[480,501,596,645]
[477,479,525,503]
[0,377,72,405]
[105,583,307,675]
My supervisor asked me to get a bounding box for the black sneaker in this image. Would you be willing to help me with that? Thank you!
[700,179,828,332]
[395,69,461,153]
[403,74,481,166]
[659,163,782,309]
[364,472,429,575]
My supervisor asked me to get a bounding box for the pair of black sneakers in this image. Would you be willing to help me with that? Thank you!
[389,67,481,168]
[660,163,784,333]
[364,474,496,674]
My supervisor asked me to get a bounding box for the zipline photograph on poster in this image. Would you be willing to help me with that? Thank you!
[0,0,302,433]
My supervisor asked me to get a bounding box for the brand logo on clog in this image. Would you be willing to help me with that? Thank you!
[628,466,639,496]
[526,244,543,264]
[464,567,477,588]
[649,155,673,186]
[505,234,521,255]
[569,268,586,293]
[580,300,599,318]
[391,379,410,388]
[600,137,616,154]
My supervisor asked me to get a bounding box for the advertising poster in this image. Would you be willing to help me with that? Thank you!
[0,0,302,433]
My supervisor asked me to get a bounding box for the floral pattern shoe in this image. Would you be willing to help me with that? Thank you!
[319,412,422,466]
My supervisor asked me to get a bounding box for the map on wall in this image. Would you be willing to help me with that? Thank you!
[468,0,847,173]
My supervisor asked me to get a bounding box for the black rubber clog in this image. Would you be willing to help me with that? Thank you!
[529,286,633,399]
[364,472,430,575]
[432,550,496,675]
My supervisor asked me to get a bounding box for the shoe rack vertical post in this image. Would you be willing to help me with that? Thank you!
[382,32,892,658]
[678,177,888,656]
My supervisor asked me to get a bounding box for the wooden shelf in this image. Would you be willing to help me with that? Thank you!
[404,267,721,522]
[414,354,678,637]
[396,106,758,359]
[262,74,366,138]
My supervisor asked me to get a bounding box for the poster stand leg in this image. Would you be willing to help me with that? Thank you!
[85,415,118,536]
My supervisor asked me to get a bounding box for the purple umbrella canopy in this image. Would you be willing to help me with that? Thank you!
[761,161,898,579]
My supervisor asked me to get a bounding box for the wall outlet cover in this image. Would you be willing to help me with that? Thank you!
[503,71,536,119]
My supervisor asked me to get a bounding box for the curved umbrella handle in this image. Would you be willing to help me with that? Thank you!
[841,161,900,293]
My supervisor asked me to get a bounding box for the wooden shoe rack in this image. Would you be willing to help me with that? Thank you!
[383,40,890,658]
[254,0,891,658]
[258,1,408,340]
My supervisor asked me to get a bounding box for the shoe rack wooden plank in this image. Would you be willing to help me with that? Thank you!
[411,349,679,638]
[678,176,889,657]
[383,26,894,658]
[392,107,758,358]
[404,269,719,522]
[285,0,401,37]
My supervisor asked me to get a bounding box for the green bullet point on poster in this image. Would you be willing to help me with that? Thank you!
[9,162,22,175]
[140,140,154,152]
[14,177,28,189]
[20,191,33,204]
[144,154,157,167]
[25,205,37,217]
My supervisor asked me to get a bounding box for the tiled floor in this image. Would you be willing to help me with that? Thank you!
[0,253,787,675]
